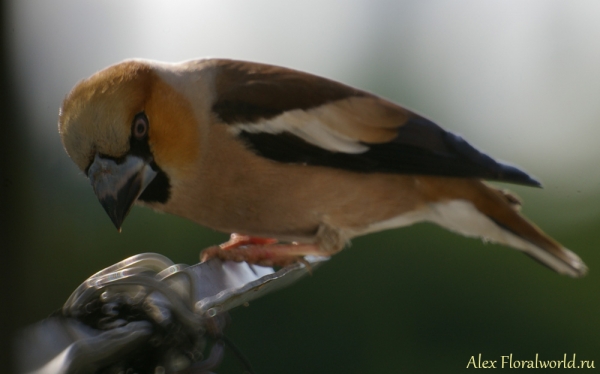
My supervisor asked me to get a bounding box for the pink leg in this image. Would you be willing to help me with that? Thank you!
[201,233,323,267]
[219,233,278,250]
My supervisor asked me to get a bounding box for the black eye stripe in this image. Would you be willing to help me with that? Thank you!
[128,111,170,204]
[132,112,149,139]
[135,122,146,136]
[129,112,153,161]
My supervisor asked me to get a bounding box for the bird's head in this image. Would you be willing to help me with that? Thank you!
[58,60,199,230]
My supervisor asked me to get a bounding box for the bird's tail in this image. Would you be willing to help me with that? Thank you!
[424,179,587,277]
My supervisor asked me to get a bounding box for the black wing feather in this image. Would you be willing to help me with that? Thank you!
[210,59,540,187]
[238,116,541,187]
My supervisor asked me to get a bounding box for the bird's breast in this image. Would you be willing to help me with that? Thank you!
[153,124,427,243]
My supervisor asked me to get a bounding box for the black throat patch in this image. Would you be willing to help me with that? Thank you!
[129,131,171,204]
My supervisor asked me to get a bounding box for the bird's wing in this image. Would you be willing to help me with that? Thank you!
[210,59,540,187]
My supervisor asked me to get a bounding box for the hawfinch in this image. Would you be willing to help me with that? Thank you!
[58,58,586,277]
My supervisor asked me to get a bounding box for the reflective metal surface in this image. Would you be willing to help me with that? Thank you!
[17,254,327,374]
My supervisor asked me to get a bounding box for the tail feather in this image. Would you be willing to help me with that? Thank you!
[426,182,587,277]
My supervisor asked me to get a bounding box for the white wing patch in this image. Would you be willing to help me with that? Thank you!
[228,109,369,154]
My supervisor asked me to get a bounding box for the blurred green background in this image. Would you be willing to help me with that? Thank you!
[4,0,600,373]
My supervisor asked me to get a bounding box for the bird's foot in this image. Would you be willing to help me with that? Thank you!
[218,233,279,250]
[200,234,321,268]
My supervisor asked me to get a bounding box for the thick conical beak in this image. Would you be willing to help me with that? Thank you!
[87,154,157,231]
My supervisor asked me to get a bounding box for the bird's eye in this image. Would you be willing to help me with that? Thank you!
[132,113,149,139]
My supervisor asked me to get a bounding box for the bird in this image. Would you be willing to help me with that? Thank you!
[58,58,586,277]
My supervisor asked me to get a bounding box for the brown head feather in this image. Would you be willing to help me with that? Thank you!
[59,61,153,171]
[59,60,200,181]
